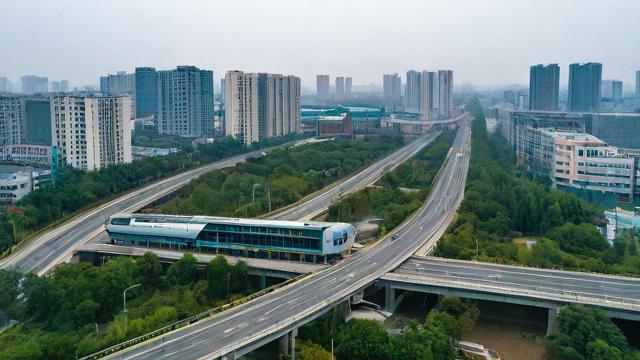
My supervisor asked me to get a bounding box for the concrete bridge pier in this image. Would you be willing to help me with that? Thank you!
[384,285,406,313]
[547,307,560,336]
[259,275,267,290]
[279,327,298,359]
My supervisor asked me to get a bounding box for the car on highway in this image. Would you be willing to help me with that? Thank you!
[391,234,400,241]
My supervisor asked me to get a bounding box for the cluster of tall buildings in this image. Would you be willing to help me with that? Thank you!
[0,75,70,94]
[224,71,301,144]
[403,70,453,120]
[528,62,640,112]
[0,94,132,171]
[315,75,352,101]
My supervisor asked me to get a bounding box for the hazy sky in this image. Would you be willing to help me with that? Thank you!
[1,0,639,89]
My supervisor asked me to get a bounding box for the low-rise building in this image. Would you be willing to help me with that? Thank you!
[0,165,50,204]
[603,207,640,240]
[316,113,354,138]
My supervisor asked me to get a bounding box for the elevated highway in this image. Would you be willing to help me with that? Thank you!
[101,118,471,359]
[379,256,640,327]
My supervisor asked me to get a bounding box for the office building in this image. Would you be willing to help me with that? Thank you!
[603,207,640,241]
[51,80,70,93]
[495,106,640,150]
[438,70,454,118]
[100,71,135,95]
[157,66,214,137]
[25,98,52,145]
[20,75,48,94]
[515,127,639,202]
[405,70,421,113]
[134,67,158,119]
[51,95,132,171]
[316,75,330,99]
[335,76,345,99]
[568,62,602,112]
[601,80,623,103]
[225,71,301,144]
[220,78,226,101]
[383,73,402,98]
[529,64,559,111]
[0,96,26,145]
[345,77,352,99]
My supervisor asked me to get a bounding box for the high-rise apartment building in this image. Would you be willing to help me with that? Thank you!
[134,67,158,119]
[156,66,214,137]
[51,95,131,171]
[419,71,436,120]
[601,80,623,103]
[51,80,70,93]
[405,70,421,113]
[345,77,352,99]
[20,75,48,94]
[636,71,640,98]
[335,77,345,99]
[529,64,559,110]
[568,63,602,112]
[383,73,402,98]
[100,71,135,95]
[225,71,300,145]
[438,70,454,118]
[316,75,330,99]
[0,77,9,93]
[0,96,26,145]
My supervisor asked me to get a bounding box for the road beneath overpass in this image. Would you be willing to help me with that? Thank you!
[381,255,640,320]
[102,119,471,359]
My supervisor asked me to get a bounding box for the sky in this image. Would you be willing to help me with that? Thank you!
[1,0,639,90]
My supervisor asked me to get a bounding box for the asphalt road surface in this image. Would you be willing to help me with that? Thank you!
[105,120,471,359]
[384,255,640,311]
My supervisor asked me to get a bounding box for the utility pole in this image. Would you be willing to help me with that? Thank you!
[267,187,272,212]
[226,272,231,303]
[252,183,261,203]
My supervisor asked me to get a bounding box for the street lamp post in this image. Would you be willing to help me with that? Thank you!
[252,183,262,204]
[123,283,142,334]
[226,272,231,303]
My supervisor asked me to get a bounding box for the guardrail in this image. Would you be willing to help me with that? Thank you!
[381,273,640,311]
[79,272,310,360]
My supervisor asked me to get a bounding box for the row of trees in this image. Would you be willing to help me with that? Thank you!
[0,253,251,359]
[0,134,306,255]
[154,136,405,218]
[434,97,640,276]
[295,295,479,360]
[325,132,454,233]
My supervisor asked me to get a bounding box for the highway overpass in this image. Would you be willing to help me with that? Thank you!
[95,116,471,360]
[378,256,640,335]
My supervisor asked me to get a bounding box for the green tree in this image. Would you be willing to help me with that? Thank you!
[335,319,391,360]
[135,252,164,290]
[586,339,623,360]
[390,320,434,360]
[297,340,334,360]
[167,253,199,285]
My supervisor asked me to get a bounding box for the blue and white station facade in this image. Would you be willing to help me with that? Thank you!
[106,213,356,262]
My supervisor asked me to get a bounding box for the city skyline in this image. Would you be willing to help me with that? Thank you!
[1,0,639,89]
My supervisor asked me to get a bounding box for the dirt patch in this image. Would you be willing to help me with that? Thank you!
[463,322,547,360]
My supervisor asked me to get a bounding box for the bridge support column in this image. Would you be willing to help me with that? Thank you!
[279,327,298,359]
[259,275,267,289]
[547,308,559,336]
[221,353,237,360]
[384,285,396,312]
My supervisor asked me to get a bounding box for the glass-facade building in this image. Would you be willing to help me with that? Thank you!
[134,67,157,119]
[106,214,355,262]
[24,98,52,145]
[529,64,559,111]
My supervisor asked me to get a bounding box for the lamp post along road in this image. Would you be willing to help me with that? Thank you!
[123,284,142,334]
